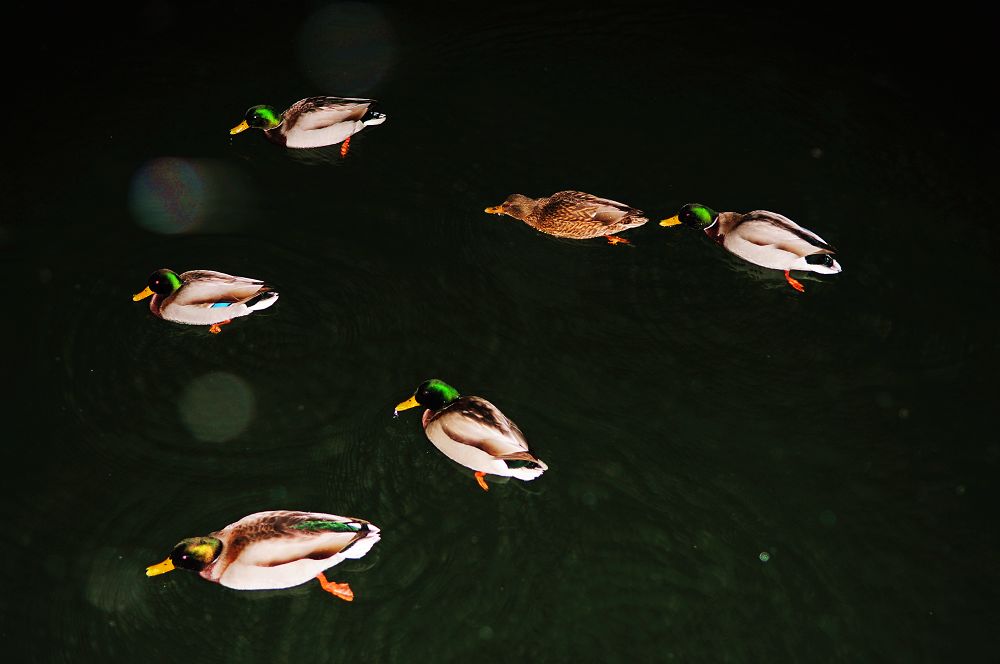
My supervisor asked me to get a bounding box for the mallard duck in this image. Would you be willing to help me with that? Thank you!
[229,96,386,155]
[484,190,648,244]
[660,203,842,291]
[132,269,278,334]
[145,510,380,602]
[394,379,548,491]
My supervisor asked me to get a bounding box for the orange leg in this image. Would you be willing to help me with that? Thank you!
[316,572,354,601]
[474,471,490,492]
[784,270,805,293]
[340,136,352,158]
[605,235,630,245]
[208,319,232,334]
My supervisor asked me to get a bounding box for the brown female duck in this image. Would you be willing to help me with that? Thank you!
[485,190,648,244]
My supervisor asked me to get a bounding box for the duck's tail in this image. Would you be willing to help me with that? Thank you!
[499,452,548,481]
[341,523,381,560]
[362,110,386,127]
[245,290,279,311]
[507,464,547,481]
[795,253,843,275]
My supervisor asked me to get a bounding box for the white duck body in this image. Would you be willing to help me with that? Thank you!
[200,510,380,591]
[150,270,278,325]
[267,97,386,149]
[710,210,843,274]
[421,397,548,481]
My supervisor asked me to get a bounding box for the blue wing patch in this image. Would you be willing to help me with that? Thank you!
[210,302,233,308]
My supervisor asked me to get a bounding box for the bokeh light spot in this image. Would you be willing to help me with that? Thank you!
[129,158,205,234]
[178,372,255,443]
[84,547,143,614]
[129,158,254,234]
[296,2,396,94]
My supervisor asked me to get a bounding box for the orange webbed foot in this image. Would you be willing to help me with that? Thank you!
[340,136,351,158]
[208,319,232,334]
[605,235,630,245]
[316,572,354,601]
[474,471,489,492]
[784,270,805,292]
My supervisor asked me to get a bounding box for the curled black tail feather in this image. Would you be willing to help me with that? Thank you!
[245,290,278,308]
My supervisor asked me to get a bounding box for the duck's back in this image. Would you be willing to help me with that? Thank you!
[276,97,381,149]
[206,510,379,590]
[536,191,647,238]
[718,211,835,269]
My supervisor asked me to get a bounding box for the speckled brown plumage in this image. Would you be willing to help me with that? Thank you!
[486,190,649,239]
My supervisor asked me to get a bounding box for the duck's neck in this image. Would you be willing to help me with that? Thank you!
[704,221,722,244]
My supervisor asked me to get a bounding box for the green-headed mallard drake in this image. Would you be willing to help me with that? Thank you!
[394,379,548,491]
[132,269,278,334]
[660,203,842,291]
[145,510,380,601]
[485,190,648,244]
[229,96,386,155]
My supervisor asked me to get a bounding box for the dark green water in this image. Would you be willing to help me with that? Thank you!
[4,3,997,662]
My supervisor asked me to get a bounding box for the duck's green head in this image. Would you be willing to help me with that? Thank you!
[132,269,182,302]
[230,105,282,134]
[145,536,222,577]
[394,379,461,416]
[660,203,718,230]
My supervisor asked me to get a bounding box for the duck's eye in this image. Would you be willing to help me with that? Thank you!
[172,551,201,570]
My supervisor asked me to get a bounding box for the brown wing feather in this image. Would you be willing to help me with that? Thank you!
[540,196,595,222]
[440,421,498,454]
[170,272,272,307]
[432,397,530,456]
[216,511,370,563]
[592,205,643,226]
[284,97,373,130]
[772,241,833,255]
[731,212,836,252]
[496,451,542,463]
[541,191,645,229]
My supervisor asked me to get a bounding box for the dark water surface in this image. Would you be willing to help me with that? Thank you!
[4,3,997,662]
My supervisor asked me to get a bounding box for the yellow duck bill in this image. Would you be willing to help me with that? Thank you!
[659,215,682,227]
[230,120,250,135]
[145,557,175,577]
[132,286,154,301]
[393,395,420,417]
[484,205,504,214]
